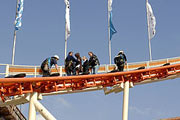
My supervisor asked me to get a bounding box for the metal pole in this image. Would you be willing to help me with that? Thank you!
[12,0,19,65]
[28,92,37,120]
[146,0,152,61]
[65,32,67,60]
[148,36,152,61]
[122,80,130,120]
[12,30,17,65]
[34,100,56,120]
[5,64,9,77]
[109,37,112,65]
[108,10,111,64]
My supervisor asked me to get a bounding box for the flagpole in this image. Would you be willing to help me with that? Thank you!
[65,28,67,59]
[12,30,17,65]
[12,0,19,65]
[146,0,152,61]
[108,10,112,65]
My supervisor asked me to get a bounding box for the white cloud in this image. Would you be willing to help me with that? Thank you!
[129,106,151,115]
[57,97,71,108]
[129,106,167,118]
[36,114,45,120]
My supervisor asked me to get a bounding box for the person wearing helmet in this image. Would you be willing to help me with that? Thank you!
[40,55,60,77]
[114,51,127,72]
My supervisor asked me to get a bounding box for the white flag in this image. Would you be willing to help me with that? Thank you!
[65,0,70,39]
[108,0,113,12]
[146,1,156,40]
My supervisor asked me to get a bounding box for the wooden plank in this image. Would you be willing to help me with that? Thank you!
[168,58,180,63]
[149,60,167,66]
[98,66,106,71]
[9,68,35,73]
[127,63,147,69]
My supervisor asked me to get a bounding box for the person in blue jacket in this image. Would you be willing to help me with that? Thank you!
[65,51,78,76]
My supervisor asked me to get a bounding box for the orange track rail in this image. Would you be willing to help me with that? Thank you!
[1,63,180,101]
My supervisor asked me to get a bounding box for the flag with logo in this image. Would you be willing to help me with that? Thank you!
[108,0,117,40]
[146,1,156,40]
[65,0,70,39]
[110,12,117,40]
[14,0,24,30]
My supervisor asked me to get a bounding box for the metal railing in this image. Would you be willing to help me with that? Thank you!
[0,56,180,78]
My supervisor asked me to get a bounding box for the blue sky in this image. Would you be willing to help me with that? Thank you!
[0,0,180,120]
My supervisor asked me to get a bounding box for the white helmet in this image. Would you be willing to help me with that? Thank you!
[119,50,124,54]
[53,55,59,60]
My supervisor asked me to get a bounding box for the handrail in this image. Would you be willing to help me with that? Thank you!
[0,56,180,77]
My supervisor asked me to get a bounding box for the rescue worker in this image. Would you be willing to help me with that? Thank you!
[82,56,89,75]
[88,52,100,74]
[40,55,60,77]
[65,51,77,76]
[114,51,127,72]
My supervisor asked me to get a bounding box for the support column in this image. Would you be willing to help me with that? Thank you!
[34,100,56,120]
[28,92,37,120]
[122,80,130,120]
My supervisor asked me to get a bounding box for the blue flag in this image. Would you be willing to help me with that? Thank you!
[14,0,24,30]
[110,11,117,40]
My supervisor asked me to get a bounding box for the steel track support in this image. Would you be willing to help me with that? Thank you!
[28,92,37,120]
[122,80,130,120]
[28,92,56,120]
[34,99,56,120]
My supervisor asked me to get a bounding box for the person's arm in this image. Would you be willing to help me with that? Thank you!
[71,56,78,63]
[80,59,82,71]
[52,58,59,73]
[114,57,117,64]
[55,64,59,73]
[123,54,127,64]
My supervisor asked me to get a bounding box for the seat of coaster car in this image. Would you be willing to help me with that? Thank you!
[5,73,26,78]
[49,73,60,77]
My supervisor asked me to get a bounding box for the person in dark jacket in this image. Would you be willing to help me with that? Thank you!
[65,51,77,76]
[41,55,60,77]
[114,51,127,72]
[82,56,89,75]
[75,53,82,75]
[88,52,100,74]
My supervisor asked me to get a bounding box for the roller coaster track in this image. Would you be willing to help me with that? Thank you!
[0,63,180,101]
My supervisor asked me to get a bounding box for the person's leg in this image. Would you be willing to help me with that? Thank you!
[41,66,50,77]
[66,68,71,76]
[92,66,95,74]
[72,67,76,75]
[122,65,125,71]
[42,70,50,77]
[117,65,121,72]
[119,64,124,71]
